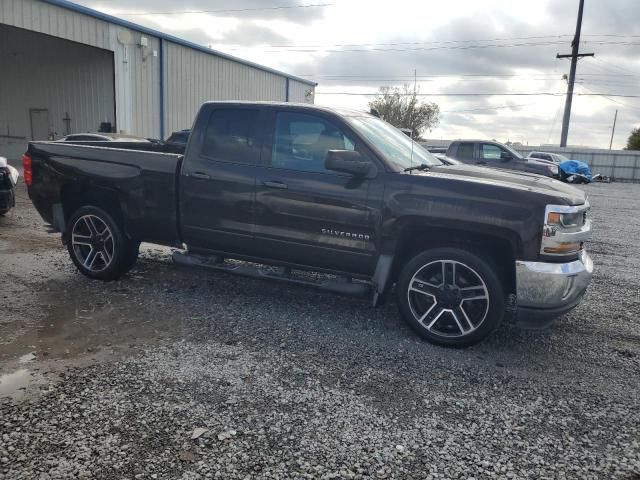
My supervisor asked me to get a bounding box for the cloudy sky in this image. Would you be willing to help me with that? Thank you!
[79,0,639,148]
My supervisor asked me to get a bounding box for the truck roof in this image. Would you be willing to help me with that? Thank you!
[200,101,373,118]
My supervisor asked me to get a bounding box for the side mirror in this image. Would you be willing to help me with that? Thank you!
[500,151,513,161]
[325,150,371,177]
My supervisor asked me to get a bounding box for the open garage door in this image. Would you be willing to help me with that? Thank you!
[0,24,116,159]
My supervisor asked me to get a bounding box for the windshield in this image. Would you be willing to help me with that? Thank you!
[554,153,569,162]
[347,116,442,170]
[503,144,524,160]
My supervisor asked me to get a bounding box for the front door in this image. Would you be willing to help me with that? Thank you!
[180,106,263,255]
[479,143,526,172]
[253,110,379,276]
[30,108,49,140]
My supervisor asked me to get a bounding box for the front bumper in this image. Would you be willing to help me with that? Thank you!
[515,249,593,328]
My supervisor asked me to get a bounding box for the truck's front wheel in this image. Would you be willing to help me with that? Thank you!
[66,206,130,281]
[396,248,505,347]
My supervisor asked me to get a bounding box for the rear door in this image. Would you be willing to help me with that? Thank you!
[253,109,380,275]
[30,109,49,140]
[180,106,264,255]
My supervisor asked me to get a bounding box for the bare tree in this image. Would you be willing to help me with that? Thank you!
[368,85,440,140]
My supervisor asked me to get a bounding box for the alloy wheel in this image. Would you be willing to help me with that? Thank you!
[407,260,490,338]
[71,214,115,273]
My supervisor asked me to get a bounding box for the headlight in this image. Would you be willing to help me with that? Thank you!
[541,203,591,255]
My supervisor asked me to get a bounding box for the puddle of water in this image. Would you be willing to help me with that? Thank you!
[0,369,31,399]
[19,352,36,363]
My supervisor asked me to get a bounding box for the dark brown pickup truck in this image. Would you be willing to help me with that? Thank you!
[23,102,593,346]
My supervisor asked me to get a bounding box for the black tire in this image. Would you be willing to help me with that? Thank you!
[66,206,130,281]
[396,247,505,347]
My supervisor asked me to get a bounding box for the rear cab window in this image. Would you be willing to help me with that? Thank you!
[455,142,475,160]
[201,109,261,165]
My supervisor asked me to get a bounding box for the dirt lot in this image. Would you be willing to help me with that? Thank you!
[1,174,639,479]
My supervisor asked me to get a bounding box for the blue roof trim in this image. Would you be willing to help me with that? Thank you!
[40,0,317,87]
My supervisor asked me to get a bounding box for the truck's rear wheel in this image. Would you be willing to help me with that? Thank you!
[66,206,130,281]
[396,247,505,347]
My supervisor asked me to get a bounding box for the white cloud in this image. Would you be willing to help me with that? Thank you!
[80,0,640,148]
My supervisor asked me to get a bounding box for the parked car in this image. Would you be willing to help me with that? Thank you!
[23,102,592,347]
[527,151,570,165]
[446,140,559,178]
[559,159,593,184]
[58,133,155,143]
[0,157,19,216]
[425,147,448,155]
[163,129,191,154]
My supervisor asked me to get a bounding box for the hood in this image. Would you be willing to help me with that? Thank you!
[527,158,557,166]
[420,163,586,205]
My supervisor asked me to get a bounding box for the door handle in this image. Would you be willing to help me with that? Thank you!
[262,180,288,190]
[190,172,211,180]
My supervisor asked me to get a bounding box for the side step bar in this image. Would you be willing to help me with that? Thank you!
[172,251,371,297]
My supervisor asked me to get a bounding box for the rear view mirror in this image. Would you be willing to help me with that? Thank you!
[325,150,371,177]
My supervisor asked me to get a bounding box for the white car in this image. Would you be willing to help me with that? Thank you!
[526,151,569,166]
[0,157,19,216]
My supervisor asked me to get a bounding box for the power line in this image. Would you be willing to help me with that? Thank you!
[592,57,640,77]
[221,39,640,54]
[314,91,640,97]
[295,72,639,79]
[578,84,640,111]
[442,103,539,113]
[232,40,572,53]
[314,77,567,83]
[315,92,568,97]
[109,2,334,16]
[232,34,575,49]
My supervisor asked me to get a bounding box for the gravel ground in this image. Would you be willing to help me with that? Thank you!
[1,179,639,479]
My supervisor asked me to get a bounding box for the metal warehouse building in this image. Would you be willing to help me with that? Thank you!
[0,0,316,158]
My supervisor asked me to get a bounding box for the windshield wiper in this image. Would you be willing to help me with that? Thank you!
[403,163,431,173]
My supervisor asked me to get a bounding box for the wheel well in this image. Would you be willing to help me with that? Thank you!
[60,184,125,235]
[390,226,516,295]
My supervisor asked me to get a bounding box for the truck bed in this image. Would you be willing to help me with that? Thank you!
[27,141,183,246]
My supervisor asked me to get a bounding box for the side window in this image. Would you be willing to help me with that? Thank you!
[456,142,474,160]
[530,153,542,159]
[201,109,260,164]
[480,144,503,161]
[271,112,355,173]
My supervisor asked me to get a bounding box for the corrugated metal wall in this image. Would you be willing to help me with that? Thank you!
[288,79,314,104]
[163,41,290,134]
[0,23,115,158]
[515,146,640,182]
[0,0,160,140]
[0,0,110,49]
[1,0,316,150]
[109,26,161,139]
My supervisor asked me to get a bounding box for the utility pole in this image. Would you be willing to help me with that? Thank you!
[557,0,594,147]
[609,109,618,150]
